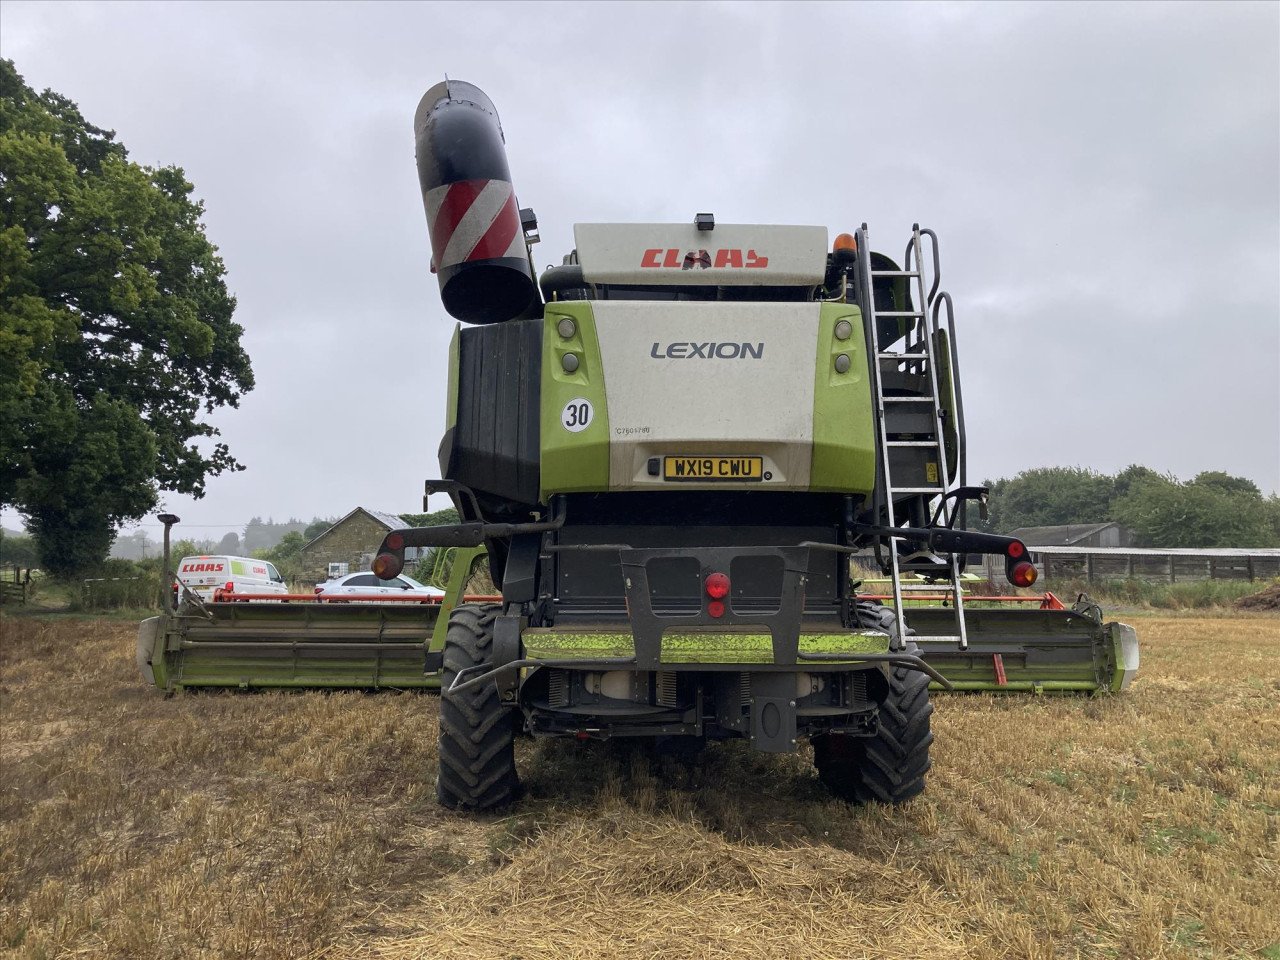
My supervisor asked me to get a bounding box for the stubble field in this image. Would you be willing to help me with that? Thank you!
[1,611,1277,960]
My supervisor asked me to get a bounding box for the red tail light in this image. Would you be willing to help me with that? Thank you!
[1007,540,1026,559]
[314,586,323,594]
[385,532,405,551]
[707,600,726,619]
[1010,561,1038,588]
[372,552,402,579]
[704,572,730,600]
[224,581,235,592]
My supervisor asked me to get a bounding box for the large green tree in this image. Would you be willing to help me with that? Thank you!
[980,466,1116,534]
[981,463,1278,548]
[0,61,252,576]
[1112,471,1279,548]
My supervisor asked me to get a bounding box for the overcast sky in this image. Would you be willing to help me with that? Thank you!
[2,0,1278,543]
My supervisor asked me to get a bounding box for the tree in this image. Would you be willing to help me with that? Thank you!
[399,507,459,528]
[0,530,37,567]
[1113,471,1278,548]
[253,531,307,581]
[0,60,253,575]
[303,519,334,542]
[980,467,1115,534]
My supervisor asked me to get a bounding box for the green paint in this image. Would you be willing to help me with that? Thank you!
[540,304,610,497]
[430,545,486,652]
[522,629,891,664]
[445,322,460,430]
[810,303,876,493]
[933,328,958,479]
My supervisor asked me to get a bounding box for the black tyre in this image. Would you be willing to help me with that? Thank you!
[437,602,520,811]
[812,602,934,804]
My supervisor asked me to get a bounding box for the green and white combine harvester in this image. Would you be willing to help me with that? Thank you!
[139,80,1137,808]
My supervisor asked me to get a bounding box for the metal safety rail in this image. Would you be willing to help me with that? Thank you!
[856,224,971,651]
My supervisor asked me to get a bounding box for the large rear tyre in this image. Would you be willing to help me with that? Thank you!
[812,602,933,804]
[437,602,520,811]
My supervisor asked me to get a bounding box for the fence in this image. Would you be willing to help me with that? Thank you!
[982,547,1280,584]
[1,566,31,605]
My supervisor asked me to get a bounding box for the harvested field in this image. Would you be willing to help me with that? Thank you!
[1,613,1278,959]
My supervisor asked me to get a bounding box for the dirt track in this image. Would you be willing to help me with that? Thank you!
[1,612,1278,959]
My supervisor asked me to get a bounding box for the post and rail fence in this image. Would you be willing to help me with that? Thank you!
[982,546,1280,585]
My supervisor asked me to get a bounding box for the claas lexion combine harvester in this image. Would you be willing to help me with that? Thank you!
[140,80,1138,809]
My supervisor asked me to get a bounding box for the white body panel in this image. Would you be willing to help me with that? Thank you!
[575,223,828,286]
[592,302,820,489]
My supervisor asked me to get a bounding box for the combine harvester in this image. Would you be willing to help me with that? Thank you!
[139,80,1137,805]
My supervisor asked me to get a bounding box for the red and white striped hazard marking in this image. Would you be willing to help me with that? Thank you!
[425,178,525,269]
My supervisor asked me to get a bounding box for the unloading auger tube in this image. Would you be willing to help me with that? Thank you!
[361,78,1142,812]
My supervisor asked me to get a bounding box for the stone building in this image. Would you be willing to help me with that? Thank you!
[298,508,418,582]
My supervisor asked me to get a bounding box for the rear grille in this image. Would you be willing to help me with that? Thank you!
[548,670,569,708]
[656,671,678,707]
[847,671,868,707]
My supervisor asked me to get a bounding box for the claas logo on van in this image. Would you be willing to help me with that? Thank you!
[180,562,225,573]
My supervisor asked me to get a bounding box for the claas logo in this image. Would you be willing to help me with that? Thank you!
[180,562,224,573]
[640,248,769,270]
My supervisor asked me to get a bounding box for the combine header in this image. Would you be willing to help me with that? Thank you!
[139,78,1137,808]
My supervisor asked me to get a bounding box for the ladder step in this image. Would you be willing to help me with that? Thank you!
[910,636,966,644]
[877,352,931,361]
[892,486,947,494]
[887,440,941,447]
[891,584,960,592]
[875,310,924,318]
[870,270,920,278]
[882,396,935,403]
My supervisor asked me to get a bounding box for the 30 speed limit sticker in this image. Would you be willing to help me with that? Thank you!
[561,398,593,432]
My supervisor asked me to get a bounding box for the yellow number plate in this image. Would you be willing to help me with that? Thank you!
[663,456,764,482]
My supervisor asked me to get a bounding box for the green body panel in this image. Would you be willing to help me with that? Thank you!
[445,323,460,430]
[811,303,877,493]
[521,629,892,664]
[539,303,610,498]
[933,328,958,480]
[429,545,486,652]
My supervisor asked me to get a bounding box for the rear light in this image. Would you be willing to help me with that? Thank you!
[314,586,323,594]
[224,581,234,592]
[1007,540,1026,559]
[372,552,402,579]
[1010,561,1038,588]
[707,600,726,619]
[384,532,405,552]
[704,572,730,600]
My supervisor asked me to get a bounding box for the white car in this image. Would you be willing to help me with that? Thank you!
[314,571,444,599]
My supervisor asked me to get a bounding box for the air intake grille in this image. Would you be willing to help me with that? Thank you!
[548,670,569,708]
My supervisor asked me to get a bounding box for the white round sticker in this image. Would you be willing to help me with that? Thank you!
[561,398,594,433]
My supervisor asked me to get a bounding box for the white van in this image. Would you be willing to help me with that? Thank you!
[175,555,288,601]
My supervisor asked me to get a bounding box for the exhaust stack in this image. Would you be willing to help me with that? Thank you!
[414,79,538,324]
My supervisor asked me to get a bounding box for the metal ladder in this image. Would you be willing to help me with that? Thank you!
[857,224,969,652]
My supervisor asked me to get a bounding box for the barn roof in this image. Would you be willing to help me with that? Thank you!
[1005,522,1119,546]
[302,507,406,549]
